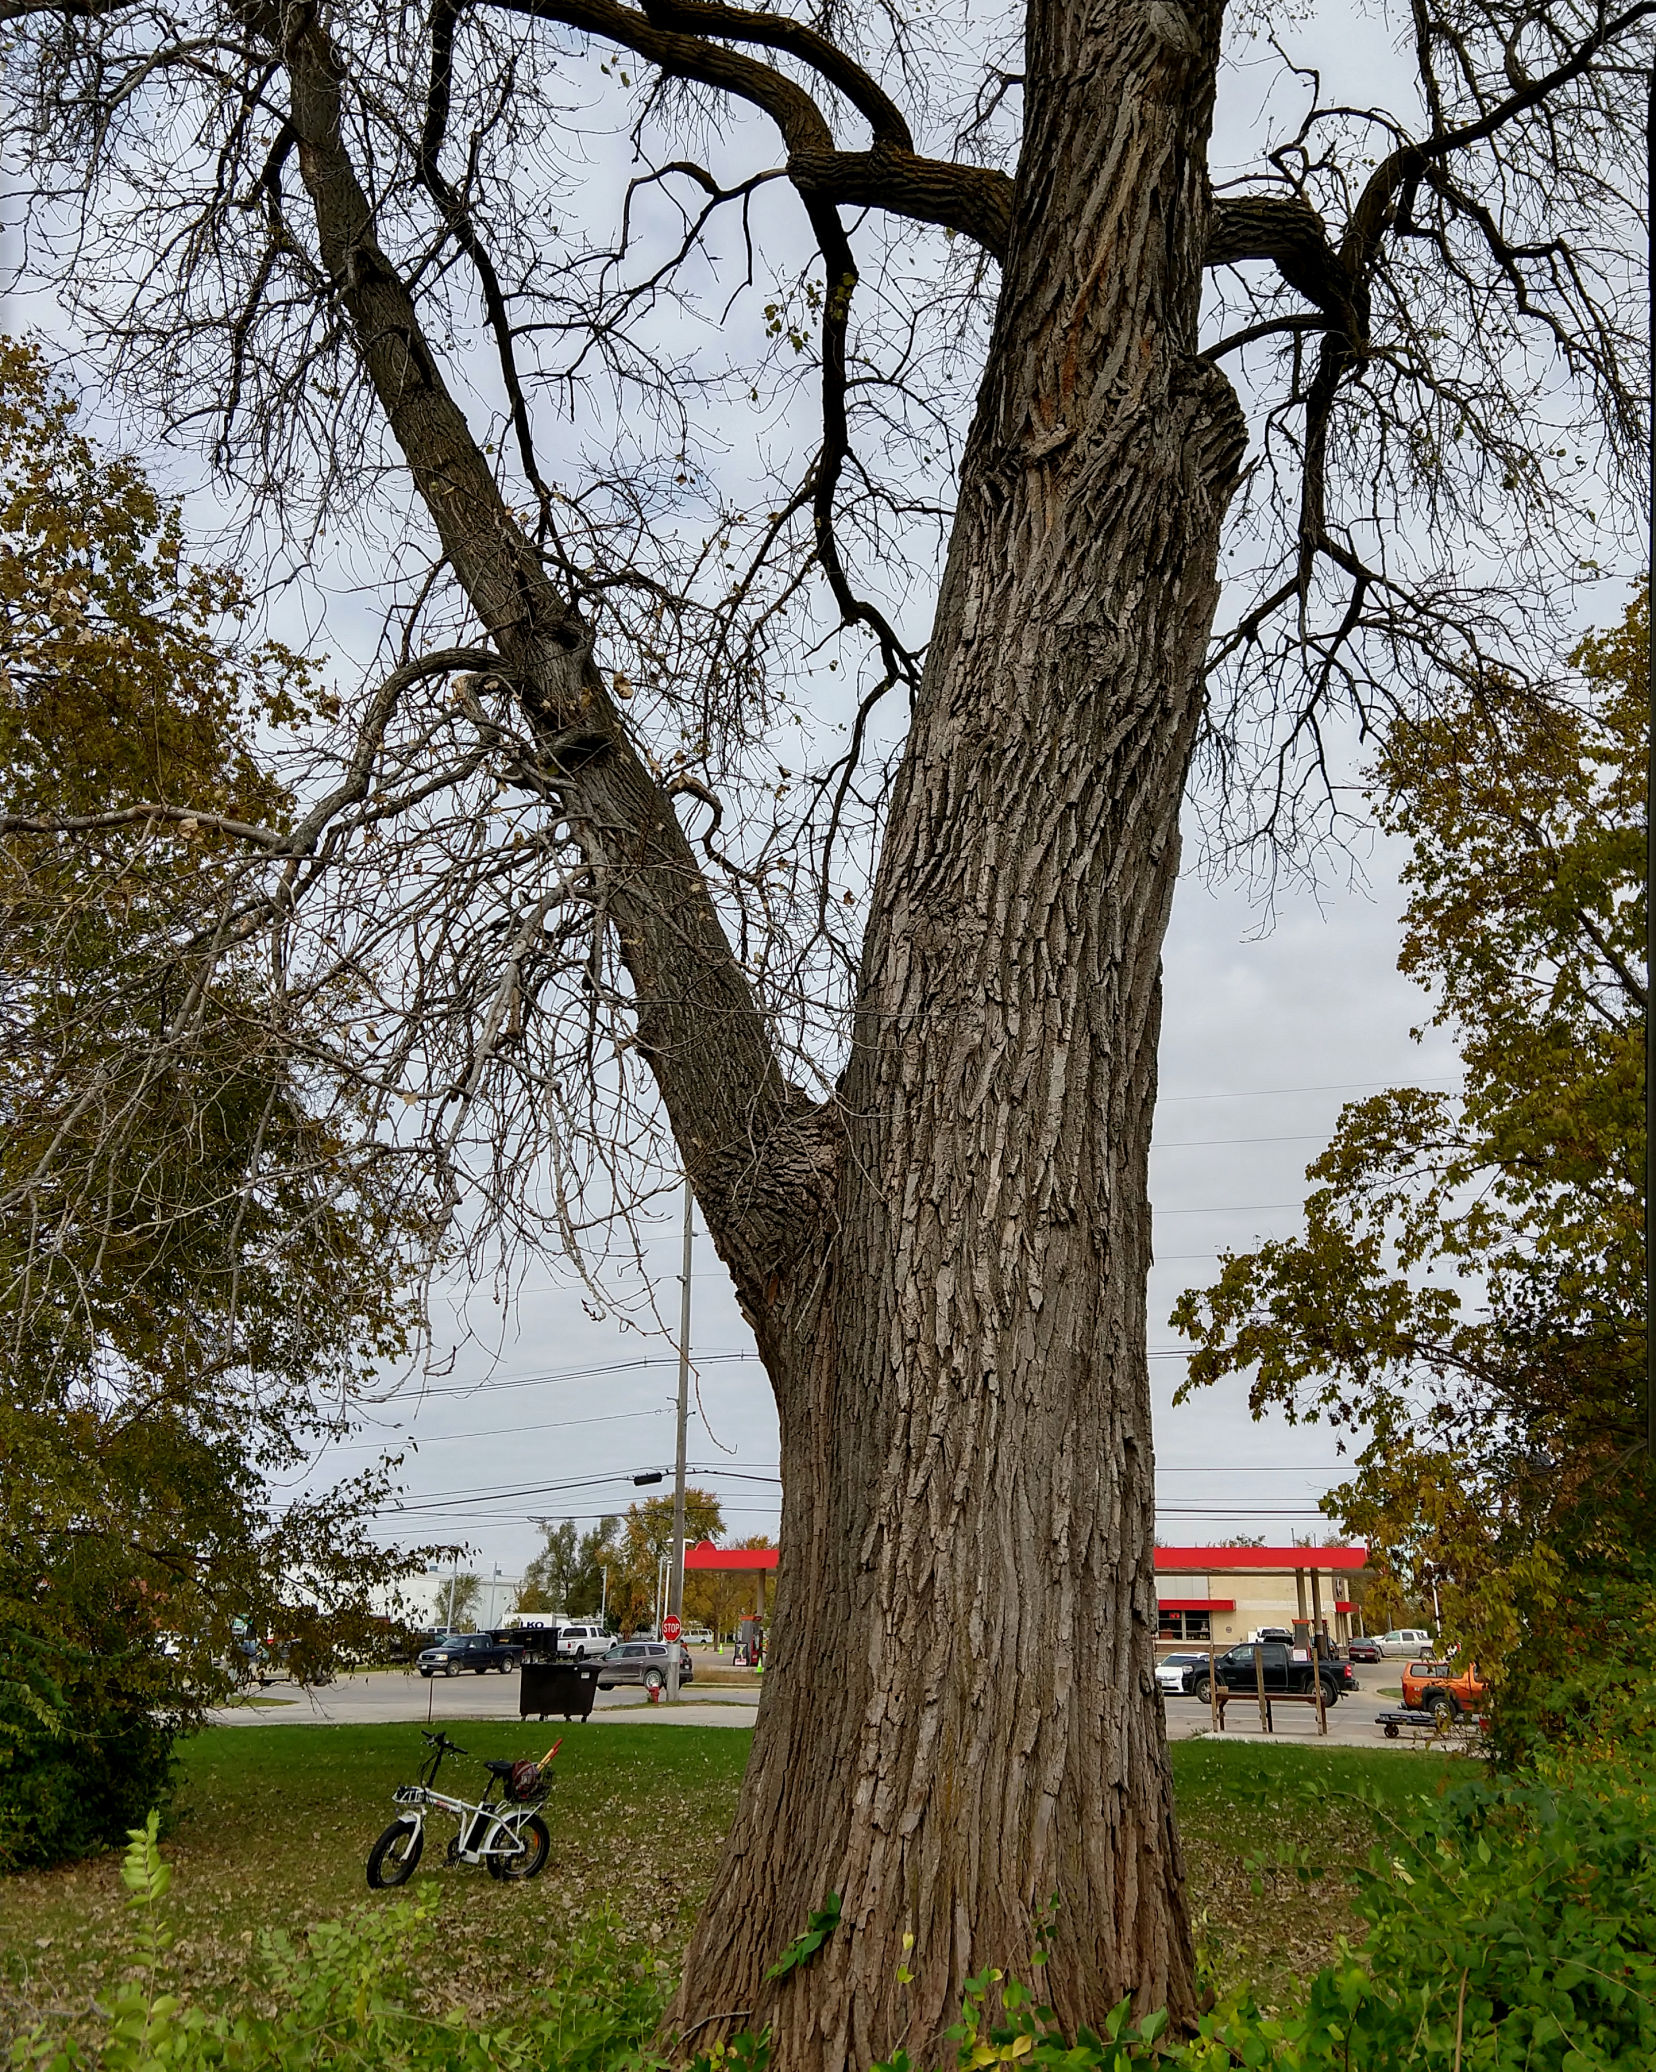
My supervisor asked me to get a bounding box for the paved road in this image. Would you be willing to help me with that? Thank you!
[210,1668,760,1730]
[214,1663,1451,1753]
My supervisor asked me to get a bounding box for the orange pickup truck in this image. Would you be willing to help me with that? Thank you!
[1402,1658,1488,1723]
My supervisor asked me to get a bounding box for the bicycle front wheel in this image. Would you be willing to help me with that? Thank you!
[488,1814,549,1881]
[366,1818,424,1889]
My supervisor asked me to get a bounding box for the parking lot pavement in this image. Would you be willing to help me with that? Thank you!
[216,1664,1444,1752]
[209,1668,761,1730]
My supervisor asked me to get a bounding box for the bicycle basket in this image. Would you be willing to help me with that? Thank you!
[506,1759,546,1803]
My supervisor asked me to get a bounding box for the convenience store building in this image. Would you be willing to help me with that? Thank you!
[1153,1544,1368,1649]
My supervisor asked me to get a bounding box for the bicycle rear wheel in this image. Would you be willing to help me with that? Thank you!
[487,1814,549,1881]
[366,1818,424,1889]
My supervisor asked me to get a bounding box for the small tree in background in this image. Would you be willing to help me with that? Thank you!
[518,1517,620,1620]
[607,1493,725,1636]
[1175,596,1655,1752]
[438,1575,485,1630]
[515,1524,577,1615]
[0,341,432,1867]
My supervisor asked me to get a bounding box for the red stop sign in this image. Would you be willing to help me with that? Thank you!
[662,1614,682,1642]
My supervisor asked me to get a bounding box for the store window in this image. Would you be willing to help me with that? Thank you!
[1157,1609,1211,1641]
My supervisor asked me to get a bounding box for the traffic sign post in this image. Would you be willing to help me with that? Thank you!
[663,1613,682,1643]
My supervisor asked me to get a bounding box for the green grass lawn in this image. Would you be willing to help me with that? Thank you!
[0,1722,1458,2046]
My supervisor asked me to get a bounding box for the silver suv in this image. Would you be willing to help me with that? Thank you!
[1374,1628,1435,1657]
[595,1640,695,1693]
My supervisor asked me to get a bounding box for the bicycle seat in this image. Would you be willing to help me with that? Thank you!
[484,1759,518,1776]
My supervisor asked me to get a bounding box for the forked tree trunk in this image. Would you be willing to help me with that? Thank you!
[279,0,1242,2059]
[669,2,1245,2064]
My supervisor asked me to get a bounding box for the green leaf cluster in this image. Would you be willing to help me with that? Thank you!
[517,1516,622,1618]
[0,340,438,1865]
[875,1765,1656,2071]
[765,1890,842,1981]
[1171,593,1655,1742]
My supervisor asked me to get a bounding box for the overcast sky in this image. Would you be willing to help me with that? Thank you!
[334,812,1466,1610]
[2,0,1629,1616]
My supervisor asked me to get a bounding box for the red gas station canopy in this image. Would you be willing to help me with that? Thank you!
[684,1542,778,1572]
[683,1542,1364,1576]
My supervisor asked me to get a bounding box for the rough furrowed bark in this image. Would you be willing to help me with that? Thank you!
[668,2,1246,2065]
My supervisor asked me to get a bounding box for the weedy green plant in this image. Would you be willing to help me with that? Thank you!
[765,1893,842,1982]
[8,1813,667,2072]
[798,1765,1656,2072]
[14,1765,1655,2070]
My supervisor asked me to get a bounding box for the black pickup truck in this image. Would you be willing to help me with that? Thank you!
[415,1631,524,1677]
[1185,1641,1356,1708]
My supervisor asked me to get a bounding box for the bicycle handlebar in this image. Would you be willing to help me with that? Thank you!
[420,1729,468,1756]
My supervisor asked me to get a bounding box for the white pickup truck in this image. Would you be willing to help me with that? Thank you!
[552,1623,611,1660]
[499,1620,611,1660]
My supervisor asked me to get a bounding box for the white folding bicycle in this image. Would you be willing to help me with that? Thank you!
[366,1728,558,1888]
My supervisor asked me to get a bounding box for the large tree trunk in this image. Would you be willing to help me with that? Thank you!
[670,2,1245,2064]
[280,0,1243,2058]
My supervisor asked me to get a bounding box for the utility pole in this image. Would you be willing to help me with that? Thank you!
[668,1176,693,1698]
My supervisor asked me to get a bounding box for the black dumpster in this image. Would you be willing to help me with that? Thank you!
[520,1656,600,1721]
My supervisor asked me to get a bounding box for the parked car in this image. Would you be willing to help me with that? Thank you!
[1345,1636,1383,1663]
[1191,1640,1355,1708]
[1155,1652,1209,1696]
[1373,1628,1435,1657]
[411,1625,462,1653]
[1401,1657,1488,1722]
[595,1640,695,1693]
[416,1631,524,1677]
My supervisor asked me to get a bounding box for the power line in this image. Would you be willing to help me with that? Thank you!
[396,1350,763,1401]
[325,1406,671,1455]
[1155,1505,1340,1517]
[365,1453,1343,1518]
[1153,1133,1328,1150]
[1157,1465,1349,1474]
[376,1470,647,1514]
[372,1459,785,1516]
[360,1503,783,1533]
[1158,1075,1458,1104]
